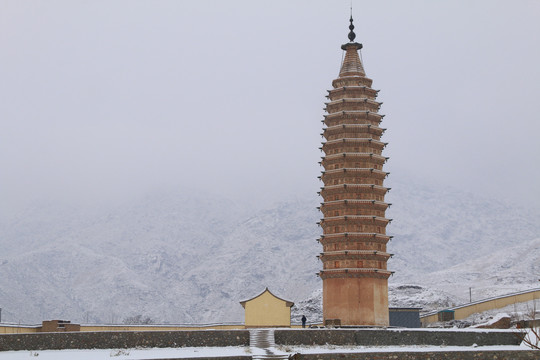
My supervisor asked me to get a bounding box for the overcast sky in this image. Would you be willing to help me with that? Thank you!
[1,1,539,211]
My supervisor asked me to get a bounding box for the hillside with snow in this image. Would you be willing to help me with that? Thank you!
[0,177,538,324]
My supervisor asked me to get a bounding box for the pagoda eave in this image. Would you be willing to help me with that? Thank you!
[319,233,391,245]
[320,199,390,211]
[319,168,389,181]
[319,215,391,227]
[325,98,382,106]
[319,268,392,280]
[321,152,389,164]
[320,250,391,259]
[332,76,373,89]
[324,110,384,121]
[319,184,390,195]
[322,124,386,138]
[321,137,388,149]
[327,86,379,100]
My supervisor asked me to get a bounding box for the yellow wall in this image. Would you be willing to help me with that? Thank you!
[244,291,291,327]
[421,289,540,325]
[80,324,245,332]
[453,291,540,320]
[421,314,438,325]
[0,323,319,333]
[0,325,39,334]
[0,324,244,333]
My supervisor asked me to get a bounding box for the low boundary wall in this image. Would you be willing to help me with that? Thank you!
[274,329,522,347]
[0,328,530,354]
[0,330,250,351]
[290,351,538,360]
[0,324,39,334]
[0,323,245,334]
[421,288,540,325]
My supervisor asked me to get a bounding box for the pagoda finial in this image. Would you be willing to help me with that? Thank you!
[348,13,356,42]
[341,5,362,51]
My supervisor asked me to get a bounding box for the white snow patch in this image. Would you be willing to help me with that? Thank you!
[0,346,250,360]
[0,344,534,359]
[471,313,510,328]
[279,344,526,354]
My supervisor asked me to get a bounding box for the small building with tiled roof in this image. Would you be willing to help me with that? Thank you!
[239,288,294,328]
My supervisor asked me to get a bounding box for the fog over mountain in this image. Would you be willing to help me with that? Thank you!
[1,175,538,325]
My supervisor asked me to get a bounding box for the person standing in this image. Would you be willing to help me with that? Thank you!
[301,315,307,328]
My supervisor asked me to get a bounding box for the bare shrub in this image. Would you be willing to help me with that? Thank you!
[518,304,539,350]
[122,314,155,325]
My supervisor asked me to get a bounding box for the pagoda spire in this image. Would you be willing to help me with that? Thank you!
[339,15,365,77]
[348,15,356,42]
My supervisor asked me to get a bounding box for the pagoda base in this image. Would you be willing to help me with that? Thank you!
[323,276,389,326]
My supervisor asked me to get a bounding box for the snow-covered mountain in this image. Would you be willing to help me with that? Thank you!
[385,176,540,282]
[293,235,540,323]
[0,178,538,324]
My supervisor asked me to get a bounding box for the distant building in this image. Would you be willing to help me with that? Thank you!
[318,15,392,326]
[40,320,80,332]
[240,288,294,328]
[389,308,421,328]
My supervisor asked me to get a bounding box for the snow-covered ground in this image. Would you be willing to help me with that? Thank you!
[281,345,530,354]
[0,346,250,360]
[0,344,533,360]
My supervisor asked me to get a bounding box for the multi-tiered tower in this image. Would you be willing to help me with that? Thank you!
[317,16,392,326]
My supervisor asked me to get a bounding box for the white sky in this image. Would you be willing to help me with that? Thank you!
[1,0,539,209]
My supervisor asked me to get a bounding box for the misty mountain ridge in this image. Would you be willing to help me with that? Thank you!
[0,177,538,324]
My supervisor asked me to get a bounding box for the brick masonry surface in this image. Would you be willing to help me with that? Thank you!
[0,330,250,351]
[274,329,522,346]
[290,351,539,360]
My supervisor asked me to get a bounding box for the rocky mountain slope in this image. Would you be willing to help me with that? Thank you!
[294,235,540,324]
[0,178,538,324]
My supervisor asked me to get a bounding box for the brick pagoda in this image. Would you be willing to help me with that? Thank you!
[317,16,392,326]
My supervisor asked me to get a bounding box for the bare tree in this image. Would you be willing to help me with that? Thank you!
[520,326,539,350]
[122,314,155,325]
[518,303,539,350]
